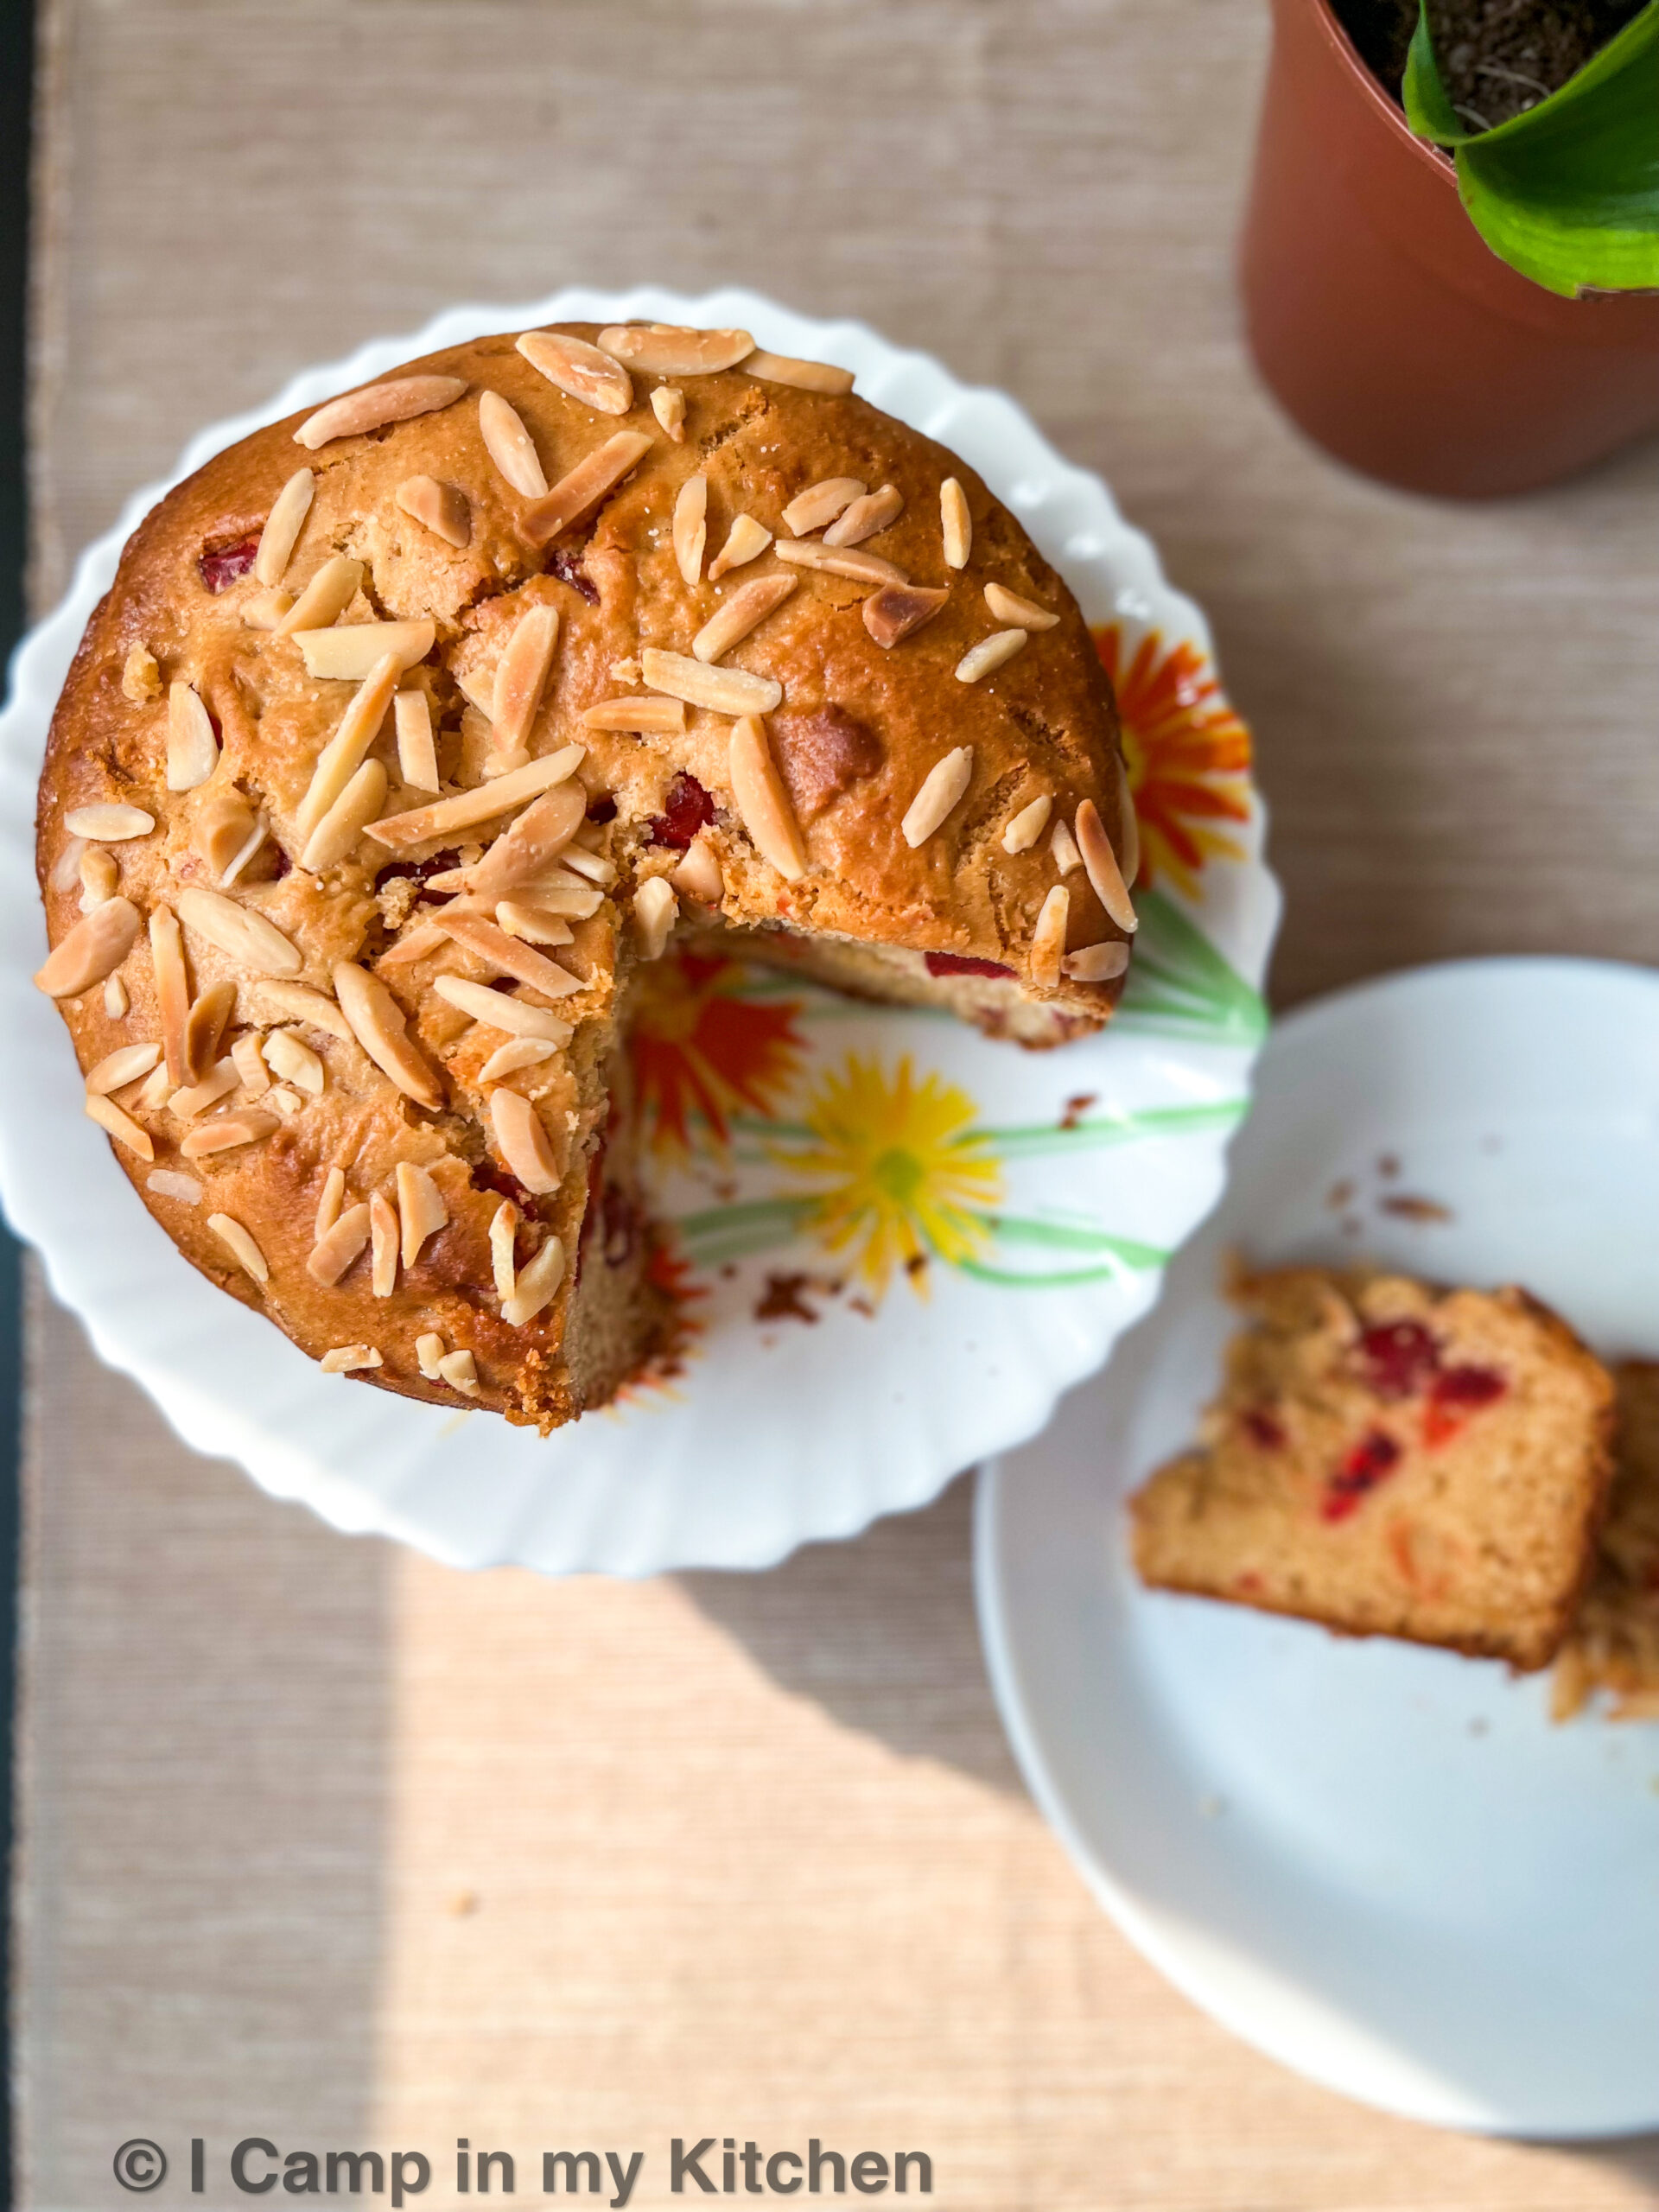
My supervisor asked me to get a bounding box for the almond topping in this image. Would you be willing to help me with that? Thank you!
[502,1234,566,1328]
[1002,793,1052,855]
[862,584,948,650]
[264,1028,325,1095]
[692,573,798,664]
[253,982,356,1041]
[492,603,561,757]
[479,1038,556,1082]
[294,375,466,451]
[267,1087,303,1119]
[595,325,753,376]
[296,652,403,842]
[242,590,294,632]
[148,905,190,1082]
[490,1201,518,1301]
[367,745,585,849]
[333,961,442,1107]
[167,681,218,790]
[103,976,130,1020]
[824,484,903,547]
[1113,753,1141,887]
[773,538,905,588]
[255,467,315,587]
[632,877,678,961]
[176,886,304,977]
[489,1088,561,1195]
[580,696,687,736]
[707,513,772,581]
[901,747,974,848]
[208,1213,269,1285]
[1029,885,1070,989]
[79,848,118,911]
[671,835,723,906]
[169,1058,239,1119]
[1062,942,1131,983]
[941,478,972,569]
[478,390,548,498]
[122,645,162,703]
[301,757,388,874]
[232,1033,270,1096]
[393,690,440,792]
[467,782,588,898]
[1051,816,1083,875]
[85,1093,154,1160]
[133,1063,173,1111]
[743,350,855,396]
[984,581,1059,631]
[48,836,87,893]
[435,913,582,1001]
[780,477,865,537]
[147,1170,202,1205]
[34,895,141,999]
[65,802,155,842]
[728,715,807,882]
[321,1344,383,1374]
[193,788,258,881]
[496,901,572,946]
[396,474,471,550]
[1074,798,1139,933]
[502,872,603,919]
[650,387,686,442]
[431,975,573,1043]
[956,630,1027,683]
[416,1332,446,1382]
[396,1160,448,1268]
[293,620,435,683]
[179,1110,280,1160]
[519,431,655,548]
[86,1041,161,1096]
[315,1166,347,1240]
[515,329,632,416]
[276,554,364,636]
[182,980,237,1084]
[642,648,781,717]
[556,843,617,887]
[369,1191,399,1298]
[308,1202,372,1287]
[673,474,708,587]
[437,1348,478,1394]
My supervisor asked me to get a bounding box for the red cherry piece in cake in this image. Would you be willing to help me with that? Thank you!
[1423,1362,1508,1446]
[1356,1318,1440,1400]
[1322,1428,1402,1522]
[198,533,262,593]
[647,772,716,850]
[1243,1407,1287,1450]
[546,544,600,604]
[925,952,1016,979]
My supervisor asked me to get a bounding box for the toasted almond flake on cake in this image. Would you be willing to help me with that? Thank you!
[499,873,603,920]
[308,1201,372,1287]
[276,553,364,636]
[85,1092,154,1160]
[78,848,118,910]
[495,900,572,946]
[65,802,155,842]
[940,478,972,569]
[242,589,294,632]
[176,886,304,976]
[437,1348,479,1394]
[122,644,162,702]
[479,1037,556,1081]
[393,690,440,792]
[580,695,687,735]
[267,1086,303,1118]
[956,629,1027,683]
[133,1061,173,1111]
[673,474,708,587]
[516,329,632,416]
[432,975,575,1042]
[166,681,218,790]
[368,1191,398,1298]
[208,1212,269,1284]
[179,1109,279,1160]
[315,1166,346,1240]
[264,1028,325,1095]
[824,484,903,548]
[148,904,190,1081]
[902,747,973,848]
[503,1234,566,1328]
[490,1088,561,1194]
[643,647,781,717]
[650,386,686,442]
[632,877,678,961]
[367,745,585,849]
[321,1343,383,1374]
[255,467,315,587]
[396,474,471,550]
[334,961,442,1107]
[478,389,547,498]
[294,620,435,683]
[416,1332,446,1381]
[435,912,583,1001]
[296,652,403,843]
[181,980,237,1084]
[103,975,129,1020]
[223,814,270,889]
[1075,798,1138,934]
[489,1200,518,1301]
[1050,816,1082,875]
[169,1058,239,1119]
[671,835,723,906]
[1113,754,1141,886]
[467,782,588,898]
[34,895,140,999]
[294,375,467,451]
[728,715,808,882]
[48,836,86,893]
[1028,884,1070,989]
[707,513,772,581]
[252,981,356,1041]
[231,1032,270,1096]
[301,757,389,874]
[781,477,864,537]
[773,538,905,588]
[147,1170,202,1205]
[519,430,655,548]
[692,573,798,664]
[396,1160,448,1268]
[86,1040,161,1095]
[862,584,948,650]
[492,603,561,757]
[193,788,257,881]
[555,840,618,887]
[1063,942,1130,982]
[743,349,855,396]
[985,581,1058,631]
[1002,793,1052,854]
[596,324,753,376]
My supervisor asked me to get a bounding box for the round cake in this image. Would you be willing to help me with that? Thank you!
[33,321,1136,1427]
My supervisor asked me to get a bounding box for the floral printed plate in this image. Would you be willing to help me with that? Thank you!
[0,287,1281,1573]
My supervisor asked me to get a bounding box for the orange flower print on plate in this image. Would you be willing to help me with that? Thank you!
[630,947,804,1154]
[1095,625,1253,899]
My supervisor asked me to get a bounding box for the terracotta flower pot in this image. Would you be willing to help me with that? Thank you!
[1241,0,1659,498]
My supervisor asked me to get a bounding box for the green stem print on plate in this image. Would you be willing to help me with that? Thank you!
[1114,887,1268,1047]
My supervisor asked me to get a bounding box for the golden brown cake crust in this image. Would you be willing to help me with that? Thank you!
[1553,1360,1659,1719]
[34,324,1133,1426]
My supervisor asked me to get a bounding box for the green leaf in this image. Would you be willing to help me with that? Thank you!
[1403,0,1659,296]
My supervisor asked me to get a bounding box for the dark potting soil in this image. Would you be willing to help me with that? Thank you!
[1332,0,1647,124]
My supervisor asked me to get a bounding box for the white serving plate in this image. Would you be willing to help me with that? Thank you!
[977,958,1659,2136]
[0,285,1278,1574]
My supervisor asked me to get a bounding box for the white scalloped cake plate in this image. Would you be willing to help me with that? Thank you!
[977,960,1659,2136]
[0,285,1279,1573]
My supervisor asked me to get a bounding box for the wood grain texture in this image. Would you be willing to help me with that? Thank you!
[19,1,1659,2205]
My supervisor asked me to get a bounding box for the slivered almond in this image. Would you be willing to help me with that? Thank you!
[692,573,798,664]
[243,590,294,631]
[104,975,130,1020]
[743,350,855,395]
[148,1170,202,1205]
[255,467,315,587]
[728,715,806,881]
[134,1063,173,1110]
[773,538,905,588]
[315,1166,347,1240]
[941,478,972,569]
[467,782,588,898]
[1062,942,1131,982]
[367,745,586,849]
[596,325,753,376]
[122,645,162,703]
[435,912,582,1000]
[519,431,655,548]
[957,630,1027,683]
[182,980,237,1084]
[632,877,677,961]
[902,747,974,848]
[396,1160,448,1268]
[65,802,155,842]
[492,603,560,756]
[265,1028,325,1094]
[224,817,270,891]
[208,1213,268,1284]
[294,620,435,682]
[642,648,781,716]
[85,1093,153,1160]
[48,836,87,893]
[580,695,686,735]
[267,1086,303,1118]
[252,982,356,1040]
[671,835,723,906]
[79,848,118,910]
[502,1234,566,1327]
[431,975,573,1042]
[673,474,708,587]
[276,554,364,636]
[1051,816,1083,875]
[33,894,140,999]
[707,513,772,581]
[515,329,632,416]
[478,390,548,498]
[232,1032,270,1096]
[177,886,303,976]
[194,788,258,881]
[416,1332,446,1381]
[302,757,388,873]
[86,1041,161,1096]
[396,474,470,550]
[369,1191,399,1298]
[496,901,572,945]
[781,477,864,537]
[1113,753,1141,886]
[651,386,686,442]
[556,843,616,887]
[179,1109,279,1160]
[862,584,948,649]
[985,581,1059,631]
[480,1038,556,1081]
[824,483,903,547]
[1074,798,1138,933]
[334,961,442,1107]
[149,905,190,1082]
[505,871,603,919]
[294,374,466,450]
[437,1348,478,1393]
[490,1089,561,1195]
[308,1202,372,1286]
[1002,793,1052,855]
[489,1201,518,1301]
[321,1344,383,1374]
[169,1058,239,1119]
[296,652,402,842]
[167,682,218,790]
[1029,885,1070,989]
[394,690,440,792]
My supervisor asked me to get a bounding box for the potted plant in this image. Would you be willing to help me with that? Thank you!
[1241,0,1659,496]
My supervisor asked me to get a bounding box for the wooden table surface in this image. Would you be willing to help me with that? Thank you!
[19,3,1659,2206]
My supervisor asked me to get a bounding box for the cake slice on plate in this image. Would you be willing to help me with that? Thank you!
[1553,1361,1659,1719]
